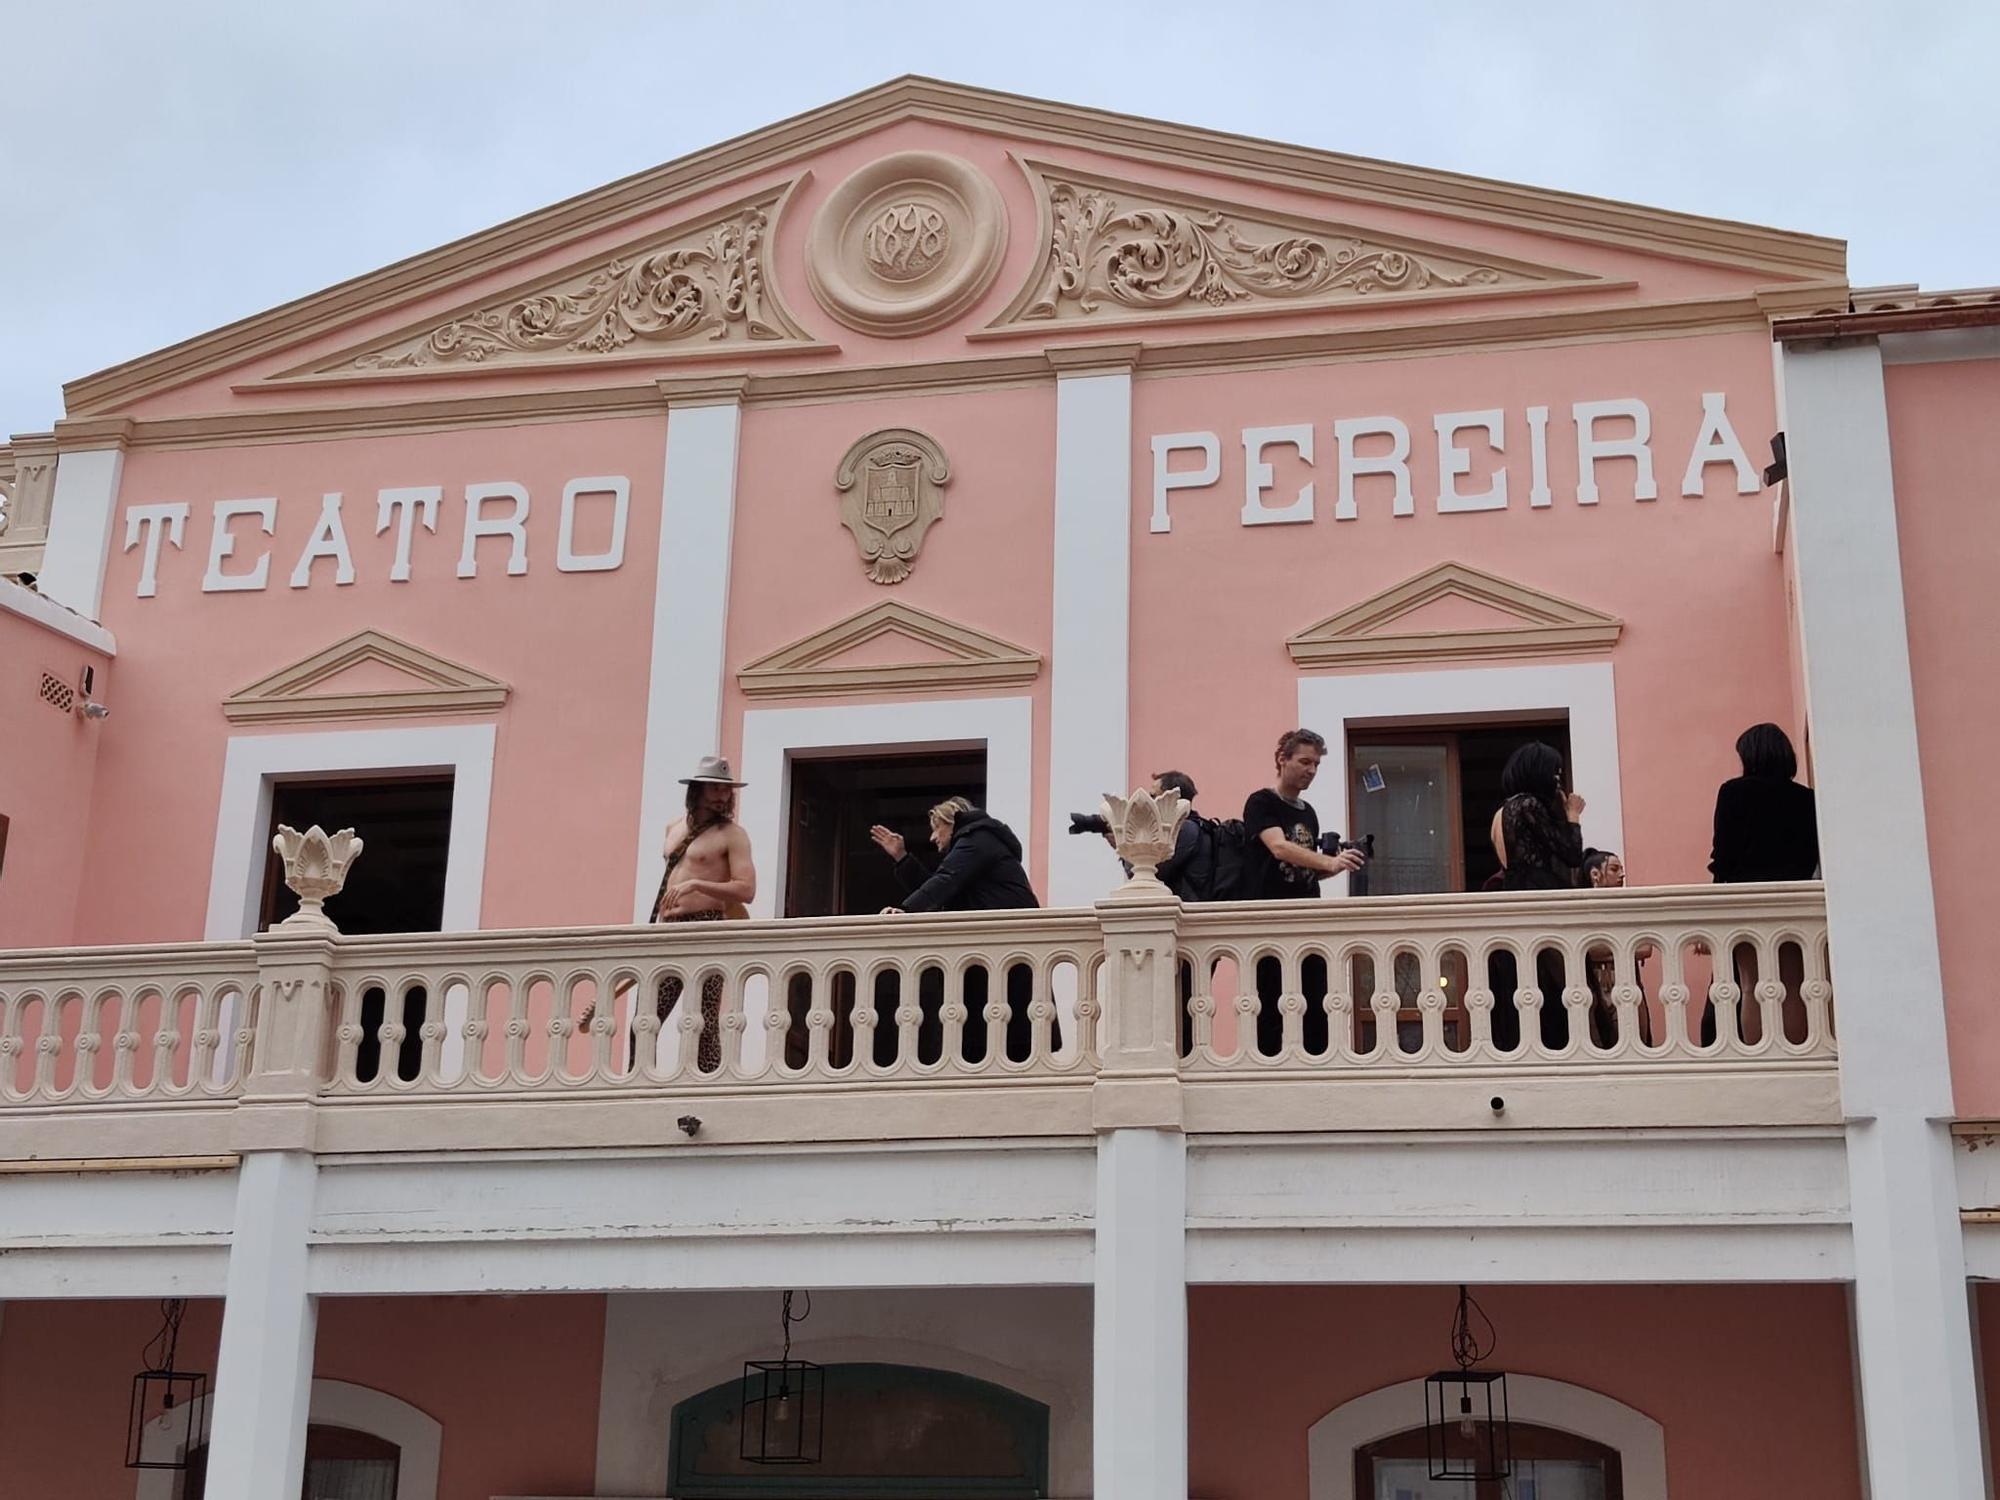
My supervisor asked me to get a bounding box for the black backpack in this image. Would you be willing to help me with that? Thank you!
[1185,814,1253,902]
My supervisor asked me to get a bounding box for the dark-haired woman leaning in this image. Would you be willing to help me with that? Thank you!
[1488,741,1586,1049]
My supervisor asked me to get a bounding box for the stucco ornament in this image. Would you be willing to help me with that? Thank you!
[807,152,1008,336]
[270,824,364,932]
[1103,787,1192,897]
[998,168,1539,326]
[331,189,810,372]
[834,428,951,584]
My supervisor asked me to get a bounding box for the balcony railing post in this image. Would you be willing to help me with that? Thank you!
[1091,787,1191,1116]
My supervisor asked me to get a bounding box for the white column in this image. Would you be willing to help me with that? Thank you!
[1094,1127,1187,1500]
[633,390,743,921]
[36,442,126,618]
[1781,337,1984,1496]
[1049,362,1133,908]
[203,1151,317,1500]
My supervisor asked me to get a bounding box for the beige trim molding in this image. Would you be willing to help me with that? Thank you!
[0,432,58,578]
[274,180,823,385]
[223,629,511,723]
[989,157,1603,334]
[1288,561,1623,669]
[61,76,1843,417]
[738,599,1042,699]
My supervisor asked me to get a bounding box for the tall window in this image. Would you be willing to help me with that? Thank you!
[1356,1421,1622,1499]
[1348,720,1573,894]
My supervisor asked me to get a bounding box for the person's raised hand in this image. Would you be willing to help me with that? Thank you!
[1564,791,1587,822]
[868,825,907,861]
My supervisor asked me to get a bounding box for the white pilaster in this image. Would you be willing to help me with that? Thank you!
[634,394,743,921]
[36,444,126,618]
[1049,364,1133,908]
[1093,1127,1187,1500]
[203,1151,317,1500]
[1781,337,1983,1496]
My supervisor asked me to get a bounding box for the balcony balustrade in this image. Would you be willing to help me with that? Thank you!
[0,797,1836,1157]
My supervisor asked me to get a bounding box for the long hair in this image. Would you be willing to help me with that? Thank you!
[1501,741,1566,816]
[683,779,735,835]
[1274,728,1327,769]
[1735,722,1798,780]
[928,795,977,841]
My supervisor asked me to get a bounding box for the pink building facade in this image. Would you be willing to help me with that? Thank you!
[2,78,1997,1498]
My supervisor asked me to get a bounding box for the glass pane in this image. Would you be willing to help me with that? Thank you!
[1351,744,1453,894]
[1372,1456,1607,1500]
[304,1457,399,1500]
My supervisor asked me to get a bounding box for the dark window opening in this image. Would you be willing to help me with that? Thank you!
[783,749,987,919]
[1348,720,1573,895]
[260,775,453,1083]
[185,1423,401,1499]
[1356,1419,1622,1499]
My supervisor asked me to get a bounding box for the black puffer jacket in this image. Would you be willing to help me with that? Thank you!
[893,810,1040,913]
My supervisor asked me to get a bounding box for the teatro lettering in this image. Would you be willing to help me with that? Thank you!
[1147,390,1759,532]
[120,474,632,597]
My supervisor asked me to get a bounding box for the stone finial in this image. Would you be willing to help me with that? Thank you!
[1103,787,1192,899]
[270,824,364,932]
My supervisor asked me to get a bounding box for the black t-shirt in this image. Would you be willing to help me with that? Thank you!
[1242,788,1321,901]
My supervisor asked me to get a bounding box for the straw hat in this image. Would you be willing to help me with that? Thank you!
[679,754,747,787]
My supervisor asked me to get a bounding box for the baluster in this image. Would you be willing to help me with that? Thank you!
[1026,959,1056,1066]
[1186,947,1214,1060]
[416,974,448,1086]
[155,987,190,1096]
[581,970,617,1083]
[978,965,1009,1072]
[111,986,145,1097]
[32,992,64,1097]
[70,988,107,1101]
[717,966,750,1079]
[1416,944,1447,1059]
[1558,941,1591,1058]
[1658,942,1694,1058]
[893,961,923,1073]
[804,965,836,1075]
[631,967,666,1082]
[1512,940,1542,1060]
[1799,934,1835,1054]
[1275,949,1305,1062]
[1749,933,1785,1052]
[1074,955,1103,1070]
[1707,936,1743,1053]
[0,991,25,1103]
[1464,950,1496,1060]
[502,970,534,1084]
[1609,937,1646,1058]
[1368,941,1398,1066]
[1325,951,1358,1066]
[848,967,881,1076]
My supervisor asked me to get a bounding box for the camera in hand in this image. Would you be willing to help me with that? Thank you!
[1068,812,1112,836]
[1318,830,1376,896]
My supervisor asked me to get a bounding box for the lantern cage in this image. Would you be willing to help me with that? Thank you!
[126,1367,208,1470]
[1423,1367,1511,1482]
[739,1357,825,1465]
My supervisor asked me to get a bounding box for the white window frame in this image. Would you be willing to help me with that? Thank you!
[1308,1372,1667,1500]
[134,1376,443,1500]
[1298,662,1624,895]
[737,697,1035,921]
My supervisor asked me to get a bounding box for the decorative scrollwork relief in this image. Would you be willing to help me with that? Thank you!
[995,164,1565,328]
[322,186,813,373]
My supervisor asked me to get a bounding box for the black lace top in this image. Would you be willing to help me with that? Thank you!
[1500,794,1583,891]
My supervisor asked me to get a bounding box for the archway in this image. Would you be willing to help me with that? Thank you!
[1307,1374,1667,1500]
[131,1377,442,1500]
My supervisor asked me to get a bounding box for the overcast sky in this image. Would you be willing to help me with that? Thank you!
[3,0,1994,436]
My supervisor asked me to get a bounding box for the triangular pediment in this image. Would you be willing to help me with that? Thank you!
[273,181,823,385]
[223,630,511,723]
[1288,562,1622,668]
[738,601,1041,699]
[61,77,1846,417]
[987,161,1603,333]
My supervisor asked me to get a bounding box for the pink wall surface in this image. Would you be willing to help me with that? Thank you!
[1131,331,1786,883]
[0,602,113,948]
[0,1294,602,1499]
[723,386,1057,890]
[1886,358,2000,1116]
[81,417,664,942]
[1189,1283,1861,1498]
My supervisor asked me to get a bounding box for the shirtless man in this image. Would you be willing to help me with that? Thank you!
[649,756,757,1072]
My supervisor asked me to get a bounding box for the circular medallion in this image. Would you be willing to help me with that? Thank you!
[807,152,1007,337]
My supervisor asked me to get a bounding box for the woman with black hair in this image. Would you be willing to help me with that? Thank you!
[1493,741,1587,891]
[1709,722,1819,882]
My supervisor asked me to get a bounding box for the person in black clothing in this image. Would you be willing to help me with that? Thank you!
[1704,722,1818,1046]
[1709,722,1819,882]
[1487,741,1586,1050]
[1103,770,1211,901]
[1243,729,1368,1056]
[868,798,1049,1060]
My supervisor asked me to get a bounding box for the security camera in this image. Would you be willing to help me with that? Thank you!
[81,701,110,720]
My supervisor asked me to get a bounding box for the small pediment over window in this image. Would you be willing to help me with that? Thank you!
[223,630,510,723]
[1288,562,1622,668]
[738,600,1041,699]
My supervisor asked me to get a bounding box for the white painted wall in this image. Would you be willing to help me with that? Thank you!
[634,398,742,921]
[594,1285,1092,1496]
[1048,368,1133,908]
[36,446,125,619]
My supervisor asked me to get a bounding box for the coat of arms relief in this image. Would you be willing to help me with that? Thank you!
[834,429,951,585]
